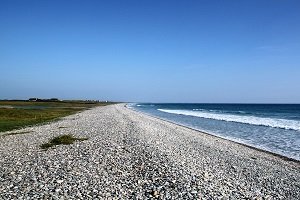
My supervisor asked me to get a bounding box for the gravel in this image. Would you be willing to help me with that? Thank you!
[0,104,299,199]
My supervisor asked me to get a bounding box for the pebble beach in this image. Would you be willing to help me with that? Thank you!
[0,104,299,199]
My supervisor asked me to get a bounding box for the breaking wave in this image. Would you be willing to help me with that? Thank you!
[158,109,300,131]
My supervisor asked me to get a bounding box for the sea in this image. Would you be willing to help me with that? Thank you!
[128,103,300,161]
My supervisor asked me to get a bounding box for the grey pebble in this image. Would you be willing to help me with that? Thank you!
[0,104,299,199]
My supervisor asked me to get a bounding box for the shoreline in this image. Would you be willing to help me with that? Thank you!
[126,104,300,164]
[0,104,299,199]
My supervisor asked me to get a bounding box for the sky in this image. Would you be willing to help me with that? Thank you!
[0,0,300,103]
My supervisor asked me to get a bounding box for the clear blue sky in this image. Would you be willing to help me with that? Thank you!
[1,0,300,103]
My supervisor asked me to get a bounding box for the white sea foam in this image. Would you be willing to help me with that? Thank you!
[193,109,205,111]
[158,109,300,131]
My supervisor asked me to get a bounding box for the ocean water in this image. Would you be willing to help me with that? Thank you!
[129,103,300,161]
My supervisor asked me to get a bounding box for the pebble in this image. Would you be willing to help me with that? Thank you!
[0,104,299,199]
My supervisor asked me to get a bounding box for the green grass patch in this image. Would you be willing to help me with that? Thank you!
[0,100,115,132]
[0,108,81,132]
[40,134,88,150]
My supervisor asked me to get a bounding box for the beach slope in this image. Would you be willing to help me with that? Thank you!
[0,104,299,199]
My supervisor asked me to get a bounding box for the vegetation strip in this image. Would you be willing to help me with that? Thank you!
[0,100,114,132]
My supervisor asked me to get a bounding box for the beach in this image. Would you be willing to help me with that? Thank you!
[0,104,299,199]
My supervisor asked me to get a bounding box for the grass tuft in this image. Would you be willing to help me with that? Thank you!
[40,134,88,150]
